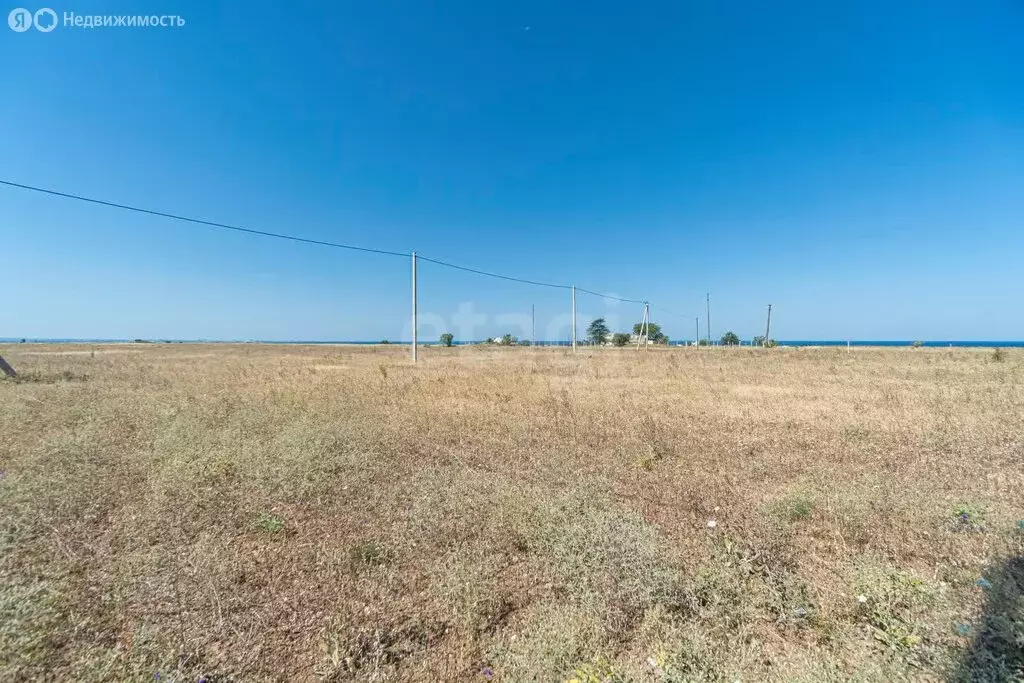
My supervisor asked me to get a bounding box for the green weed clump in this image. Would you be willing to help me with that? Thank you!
[253,511,285,533]
[950,503,987,533]
[772,493,815,522]
[350,540,391,566]
[855,561,937,664]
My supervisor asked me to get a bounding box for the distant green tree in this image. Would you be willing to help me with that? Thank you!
[440,333,454,347]
[911,340,924,348]
[764,339,778,348]
[499,333,518,346]
[752,335,766,347]
[611,332,631,347]
[720,331,740,346]
[697,338,709,346]
[632,322,668,344]
[587,318,611,345]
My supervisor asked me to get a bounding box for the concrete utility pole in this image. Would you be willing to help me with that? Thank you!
[571,286,577,352]
[644,302,650,351]
[695,317,699,347]
[532,304,536,346]
[411,251,418,363]
[706,293,711,346]
[764,304,772,347]
[636,302,650,350]
[0,355,16,378]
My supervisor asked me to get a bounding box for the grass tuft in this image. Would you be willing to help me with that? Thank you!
[253,511,285,533]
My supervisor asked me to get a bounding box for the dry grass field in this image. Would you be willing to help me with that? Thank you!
[1,343,1022,682]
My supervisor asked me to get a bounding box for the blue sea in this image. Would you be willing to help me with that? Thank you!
[2,338,1023,348]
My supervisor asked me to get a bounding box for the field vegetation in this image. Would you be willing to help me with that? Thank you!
[1,343,1021,682]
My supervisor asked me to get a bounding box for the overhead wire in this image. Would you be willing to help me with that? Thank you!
[2,178,690,324]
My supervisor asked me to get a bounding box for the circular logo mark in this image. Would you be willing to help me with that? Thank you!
[34,7,57,32]
[8,7,32,31]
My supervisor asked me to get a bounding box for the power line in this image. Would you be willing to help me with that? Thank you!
[1,178,686,324]
[0,179,410,258]
[417,255,570,290]
[575,287,645,305]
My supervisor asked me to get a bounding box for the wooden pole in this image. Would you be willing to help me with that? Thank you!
[0,355,16,378]
[764,304,772,347]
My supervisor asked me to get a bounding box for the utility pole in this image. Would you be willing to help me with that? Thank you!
[764,304,772,347]
[695,316,699,347]
[644,302,650,351]
[571,286,577,352]
[706,293,711,347]
[532,304,536,346]
[636,302,650,350]
[411,251,418,362]
[0,355,16,378]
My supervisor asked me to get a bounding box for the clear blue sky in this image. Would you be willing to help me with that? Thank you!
[2,0,1022,341]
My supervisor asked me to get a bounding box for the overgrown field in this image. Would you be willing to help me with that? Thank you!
[1,344,1022,682]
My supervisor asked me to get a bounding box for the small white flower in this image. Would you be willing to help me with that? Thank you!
[707,520,717,528]
[857,594,868,603]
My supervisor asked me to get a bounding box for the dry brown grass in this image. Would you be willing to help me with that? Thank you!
[1,343,1022,682]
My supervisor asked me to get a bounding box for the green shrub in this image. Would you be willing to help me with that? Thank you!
[611,333,631,347]
[720,332,740,346]
[440,333,454,347]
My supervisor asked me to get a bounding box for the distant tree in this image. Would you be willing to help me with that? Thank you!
[632,322,668,344]
[380,339,391,345]
[499,333,518,346]
[764,339,778,348]
[697,338,709,346]
[720,331,740,346]
[752,335,766,347]
[611,332,631,347]
[518,339,532,346]
[911,340,925,348]
[440,333,454,347]
[587,318,611,345]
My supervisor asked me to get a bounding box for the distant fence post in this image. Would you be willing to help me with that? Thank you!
[0,355,16,378]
